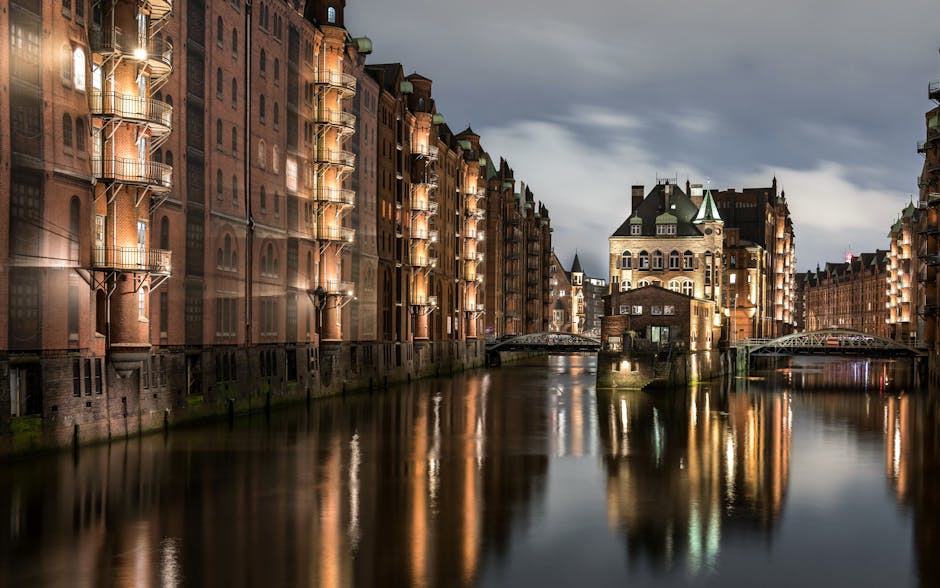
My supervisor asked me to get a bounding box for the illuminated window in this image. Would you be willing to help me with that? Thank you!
[72,47,85,90]
[683,250,694,270]
[682,281,693,296]
[327,6,336,23]
[285,156,296,191]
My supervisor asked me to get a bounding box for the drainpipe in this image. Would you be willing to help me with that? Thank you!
[244,0,254,346]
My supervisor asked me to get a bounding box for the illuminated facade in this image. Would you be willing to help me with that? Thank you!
[548,252,572,332]
[917,68,940,382]
[802,252,889,336]
[721,228,768,342]
[887,202,920,344]
[607,180,725,348]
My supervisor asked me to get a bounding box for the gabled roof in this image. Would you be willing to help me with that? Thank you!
[571,253,583,274]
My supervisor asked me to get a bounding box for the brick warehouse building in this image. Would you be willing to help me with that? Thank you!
[0,0,553,448]
[801,252,889,337]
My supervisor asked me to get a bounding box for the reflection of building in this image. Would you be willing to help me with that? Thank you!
[802,251,889,336]
[597,386,791,573]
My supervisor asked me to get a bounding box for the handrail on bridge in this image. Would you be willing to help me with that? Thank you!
[746,328,923,357]
[486,331,601,352]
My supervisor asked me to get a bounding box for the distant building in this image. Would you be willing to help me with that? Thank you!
[887,202,920,345]
[548,252,572,332]
[802,252,889,337]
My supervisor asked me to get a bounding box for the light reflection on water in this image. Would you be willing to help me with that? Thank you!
[0,355,937,587]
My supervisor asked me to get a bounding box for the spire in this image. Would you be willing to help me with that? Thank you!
[571,252,583,274]
[693,188,722,224]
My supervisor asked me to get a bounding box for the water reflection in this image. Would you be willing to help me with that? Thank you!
[0,356,939,587]
[597,384,791,575]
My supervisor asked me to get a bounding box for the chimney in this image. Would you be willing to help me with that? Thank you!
[631,185,644,213]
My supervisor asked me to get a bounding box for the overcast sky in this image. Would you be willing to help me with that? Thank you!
[348,0,940,278]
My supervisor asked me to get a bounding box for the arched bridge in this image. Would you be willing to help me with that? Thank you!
[745,329,924,357]
[486,332,602,353]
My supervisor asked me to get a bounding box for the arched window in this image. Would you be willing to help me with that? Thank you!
[69,197,81,263]
[273,59,280,83]
[620,280,630,292]
[231,250,237,271]
[217,16,224,46]
[231,126,237,154]
[620,250,631,269]
[260,49,266,74]
[60,44,72,85]
[638,280,650,288]
[683,250,694,270]
[273,191,280,217]
[217,68,223,98]
[327,6,336,24]
[260,94,265,120]
[165,150,174,167]
[232,174,238,204]
[638,251,649,270]
[272,146,279,173]
[267,243,275,275]
[231,78,237,106]
[668,279,680,293]
[653,250,663,270]
[260,185,267,210]
[682,280,694,296]
[258,140,266,167]
[217,248,224,269]
[261,247,268,274]
[75,117,85,151]
[63,114,73,147]
[224,234,232,268]
[669,250,680,270]
[273,102,279,128]
[216,119,223,147]
[216,169,223,200]
[154,149,163,164]
[231,28,238,54]
[72,47,86,90]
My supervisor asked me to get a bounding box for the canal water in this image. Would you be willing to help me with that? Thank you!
[1,355,938,587]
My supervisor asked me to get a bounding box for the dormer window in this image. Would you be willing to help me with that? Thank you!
[327,6,336,23]
[630,224,641,236]
[656,223,676,236]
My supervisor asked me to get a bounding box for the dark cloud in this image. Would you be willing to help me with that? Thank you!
[348,0,940,275]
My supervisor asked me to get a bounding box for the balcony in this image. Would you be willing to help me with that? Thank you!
[90,26,173,76]
[315,69,357,97]
[309,279,355,297]
[313,109,357,134]
[412,229,439,242]
[410,197,439,214]
[411,295,438,307]
[413,172,439,189]
[412,255,438,269]
[413,144,439,161]
[314,224,355,243]
[313,148,355,169]
[143,0,174,23]
[93,157,172,192]
[89,90,172,134]
[930,79,940,101]
[312,186,355,206]
[92,246,171,274]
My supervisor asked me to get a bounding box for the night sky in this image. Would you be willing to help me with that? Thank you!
[347,0,940,278]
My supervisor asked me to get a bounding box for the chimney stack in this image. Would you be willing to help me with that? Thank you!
[631,185,644,213]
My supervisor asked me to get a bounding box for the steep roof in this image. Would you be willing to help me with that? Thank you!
[693,189,723,224]
[571,253,583,274]
[612,182,702,237]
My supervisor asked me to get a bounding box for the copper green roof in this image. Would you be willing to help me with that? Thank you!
[655,211,677,224]
[693,189,723,223]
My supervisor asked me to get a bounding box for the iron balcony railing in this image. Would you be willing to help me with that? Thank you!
[412,256,438,269]
[92,157,172,191]
[92,246,171,274]
[411,295,438,307]
[411,228,439,242]
[315,69,357,95]
[312,186,355,206]
[313,108,356,131]
[410,197,438,214]
[313,148,356,168]
[413,144,439,160]
[309,279,355,297]
[89,26,173,72]
[89,90,172,131]
[413,172,439,189]
[313,224,356,243]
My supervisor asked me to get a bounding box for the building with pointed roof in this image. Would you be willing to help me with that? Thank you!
[568,253,606,335]
[607,180,724,349]
[887,201,921,344]
[801,251,889,336]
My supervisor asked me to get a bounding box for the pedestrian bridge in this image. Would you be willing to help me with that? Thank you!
[743,328,924,357]
[486,332,602,354]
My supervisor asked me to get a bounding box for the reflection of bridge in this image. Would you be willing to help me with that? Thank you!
[743,329,924,358]
[486,332,601,353]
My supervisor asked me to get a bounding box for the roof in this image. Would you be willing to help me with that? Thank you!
[611,182,702,237]
[693,189,723,224]
[457,126,478,137]
[571,253,583,274]
[553,300,566,311]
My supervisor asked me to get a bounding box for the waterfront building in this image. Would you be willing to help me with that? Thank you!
[887,202,920,345]
[710,178,796,337]
[0,0,552,448]
[721,227,768,343]
[917,70,940,381]
[605,180,724,349]
[567,253,605,337]
[802,252,889,336]
[602,286,717,352]
[548,252,572,332]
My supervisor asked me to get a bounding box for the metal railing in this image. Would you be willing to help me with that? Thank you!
[312,186,355,205]
[92,157,172,190]
[413,172,438,188]
[314,224,356,243]
[90,26,173,71]
[313,148,355,168]
[92,246,171,274]
[411,229,438,242]
[411,295,438,307]
[89,90,172,129]
[309,279,355,297]
[413,144,439,160]
[410,197,438,214]
[315,69,357,94]
[313,109,357,131]
[412,256,438,269]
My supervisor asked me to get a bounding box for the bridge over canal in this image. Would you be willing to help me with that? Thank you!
[740,328,924,358]
[486,332,601,365]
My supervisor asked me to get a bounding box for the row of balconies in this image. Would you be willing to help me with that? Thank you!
[89,26,172,75]
[313,148,356,169]
[309,279,355,297]
[412,255,438,269]
[410,197,439,214]
[412,228,439,242]
[313,109,357,133]
[413,144,439,161]
[411,295,438,307]
[89,90,172,133]
[315,69,357,97]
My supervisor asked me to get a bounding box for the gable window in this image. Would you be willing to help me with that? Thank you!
[630,224,641,236]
